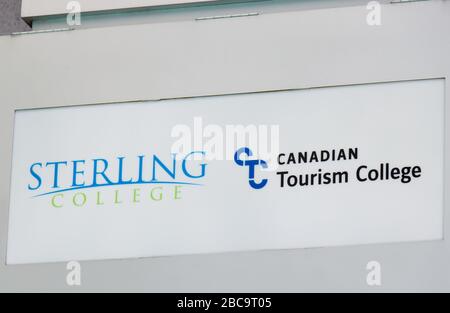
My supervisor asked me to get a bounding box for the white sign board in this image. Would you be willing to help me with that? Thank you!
[7,79,444,264]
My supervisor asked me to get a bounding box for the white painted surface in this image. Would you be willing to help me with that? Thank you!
[1,0,449,292]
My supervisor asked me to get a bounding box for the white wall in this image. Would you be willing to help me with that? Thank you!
[1,0,449,292]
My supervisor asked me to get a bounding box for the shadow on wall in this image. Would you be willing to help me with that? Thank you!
[0,0,30,35]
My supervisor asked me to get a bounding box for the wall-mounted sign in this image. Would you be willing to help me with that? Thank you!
[7,79,444,264]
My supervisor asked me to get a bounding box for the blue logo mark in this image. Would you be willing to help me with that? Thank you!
[234,147,268,190]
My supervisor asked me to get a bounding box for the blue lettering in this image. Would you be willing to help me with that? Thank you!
[92,159,113,185]
[117,156,133,184]
[28,162,43,190]
[152,155,176,181]
[46,161,68,188]
[182,151,207,179]
[137,155,145,182]
[72,160,85,187]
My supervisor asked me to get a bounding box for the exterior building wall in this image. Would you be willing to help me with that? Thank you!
[0,0,30,35]
[0,0,449,292]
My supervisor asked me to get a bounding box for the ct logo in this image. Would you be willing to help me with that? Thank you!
[234,147,268,190]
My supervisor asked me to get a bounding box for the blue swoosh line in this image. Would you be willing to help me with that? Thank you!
[33,181,203,198]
